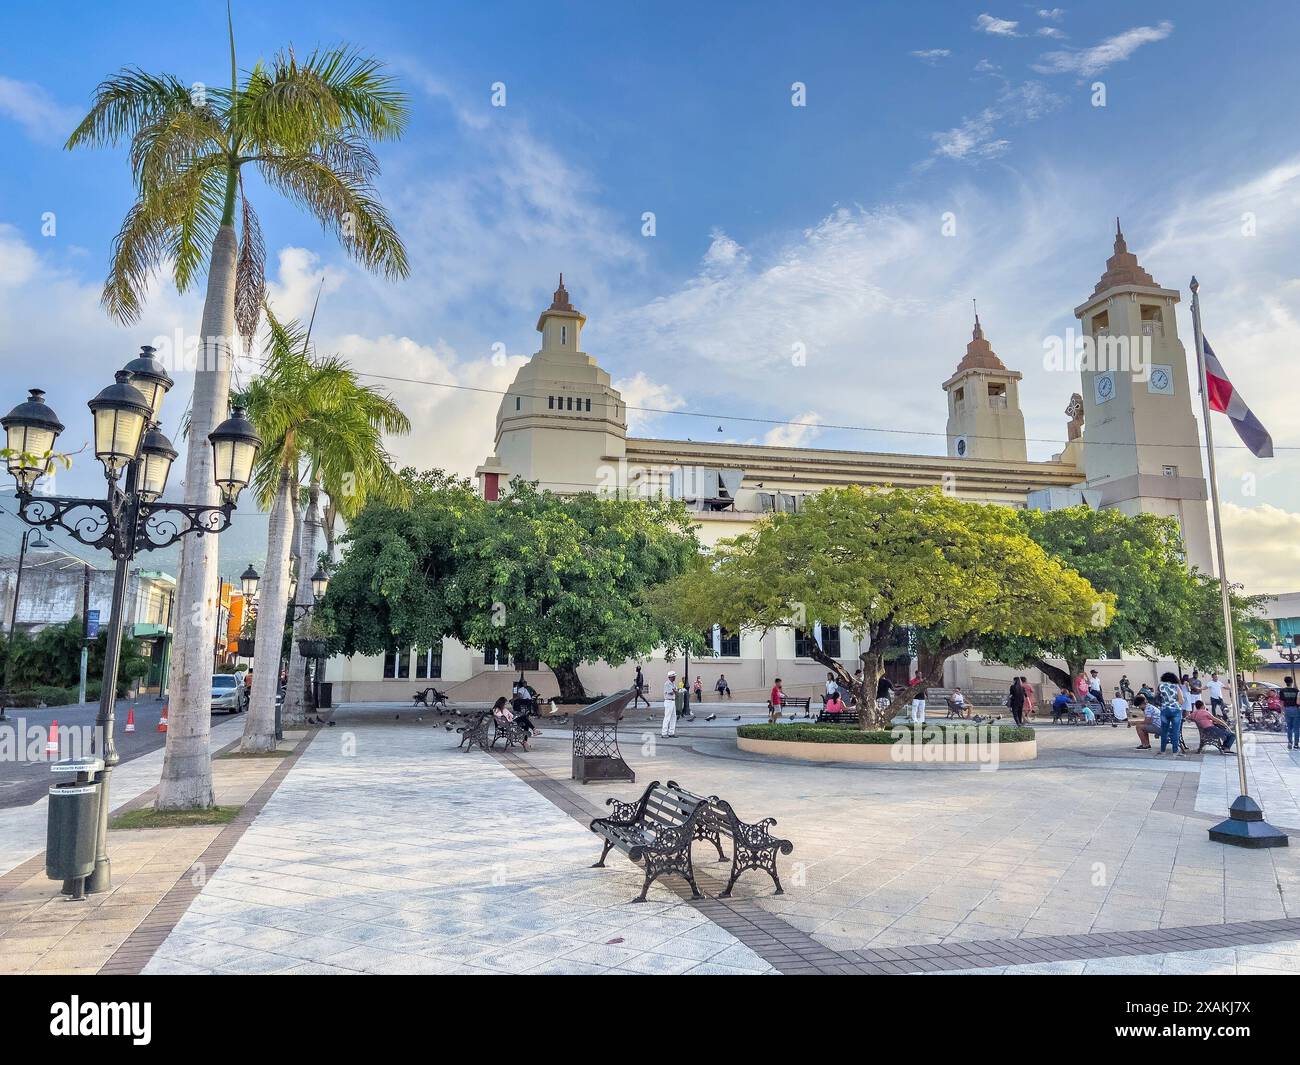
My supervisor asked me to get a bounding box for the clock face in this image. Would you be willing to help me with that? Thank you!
[955,436,968,457]
[1148,365,1174,395]
[1095,373,1115,404]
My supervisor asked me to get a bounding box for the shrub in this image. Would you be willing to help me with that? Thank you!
[737,722,1036,744]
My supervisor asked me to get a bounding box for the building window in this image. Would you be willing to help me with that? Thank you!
[484,644,508,667]
[820,625,841,658]
[515,397,521,411]
[796,625,840,658]
[794,628,817,659]
[988,382,1008,409]
[585,398,591,412]
[561,325,567,345]
[383,648,410,679]
[548,396,554,409]
[719,626,740,657]
[1162,465,1178,477]
[567,397,573,410]
[415,645,442,679]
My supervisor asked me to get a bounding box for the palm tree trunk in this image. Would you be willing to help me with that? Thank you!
[243,466,294,751]
[156,225,236,808]
[283,478,321,727]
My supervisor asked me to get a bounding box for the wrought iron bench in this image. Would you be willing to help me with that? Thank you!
[816,705,860,725]
[590,780,708,902]
[772,696,811,721]
[456,711,492,751]
[491,713,529,750]
[589,779,794,902]
[413,686,449,709]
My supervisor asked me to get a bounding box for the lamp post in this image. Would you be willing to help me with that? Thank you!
[1,346,260,894]
[242,559,329,711]
[1277,638,1300,679]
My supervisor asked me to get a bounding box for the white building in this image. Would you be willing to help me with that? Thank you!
[328,226,1215,703]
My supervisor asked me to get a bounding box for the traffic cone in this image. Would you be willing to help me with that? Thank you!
[157,705,168,733]
[45,720,59,758]
[125,706,136,734]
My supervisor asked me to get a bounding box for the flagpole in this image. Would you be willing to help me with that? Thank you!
[1191,276,1287,848]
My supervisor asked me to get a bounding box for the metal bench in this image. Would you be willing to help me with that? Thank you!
[413,686,449,709]
[456,711,492,752]
[491,713,529,750]
[816,705,860,725]
[589,779,794,902]
[773,696,812,721]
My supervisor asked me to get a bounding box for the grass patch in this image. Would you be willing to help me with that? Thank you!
[214,748,294,759]
[738,723,1036,745]
[110,806,241,830]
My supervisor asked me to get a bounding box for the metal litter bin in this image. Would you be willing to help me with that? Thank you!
[675,687,689,718]
[318,682,332,709]
[47,757,104,898]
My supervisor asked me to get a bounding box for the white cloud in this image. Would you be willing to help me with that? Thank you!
[975,14,1022,37]
[765,411,822,448]
[911,49,952,64]
[1222,504,1300,595]
[0,76,78,145]
[613,372,685,435]
[1033,21,1173,76]
[0,224,39,285]
[264,247,347,323]
[927,81,1062,164]
[1036,27,1066,39]
[1037,8,1066,21]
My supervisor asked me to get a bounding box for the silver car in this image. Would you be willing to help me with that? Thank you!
[210,674,245,714]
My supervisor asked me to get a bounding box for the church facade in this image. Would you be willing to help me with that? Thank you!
[327,225,1213,703]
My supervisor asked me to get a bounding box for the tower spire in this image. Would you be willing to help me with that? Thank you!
[1093,218,1154,295]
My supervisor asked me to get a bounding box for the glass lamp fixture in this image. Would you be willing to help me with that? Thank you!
[88,371,151,481]
[1,388,64,493]
[240,564,260,599]
[209,406,260,505]
[121,345,174,422]
[310,564,330,599]
[137,424,178,502]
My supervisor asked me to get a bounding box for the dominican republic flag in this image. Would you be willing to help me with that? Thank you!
[1202,336,1274,458]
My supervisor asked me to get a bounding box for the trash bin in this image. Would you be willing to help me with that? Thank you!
[674,688,689,718]
[319,682,332,709]
[274,696,283,742]
[47,757,103,897]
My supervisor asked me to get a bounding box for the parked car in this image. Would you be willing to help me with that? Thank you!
[210,674,245,714]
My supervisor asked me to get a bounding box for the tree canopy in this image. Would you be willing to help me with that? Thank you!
[656,486,1108,726]
[322,475,703,698]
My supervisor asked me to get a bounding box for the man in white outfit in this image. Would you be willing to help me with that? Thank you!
[662,671,678,738]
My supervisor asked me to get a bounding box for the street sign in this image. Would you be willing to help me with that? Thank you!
[86,609,100,640]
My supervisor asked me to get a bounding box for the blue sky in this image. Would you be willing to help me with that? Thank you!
[1,2,1299,590]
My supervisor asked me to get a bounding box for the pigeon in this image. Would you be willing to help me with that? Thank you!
[733,716,741,721]
[706,714,716,722]
[328,720,335,727]
[444,722,454,731]
[394,714,400,720]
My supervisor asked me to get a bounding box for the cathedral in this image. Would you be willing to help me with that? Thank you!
[329,224,1213,702]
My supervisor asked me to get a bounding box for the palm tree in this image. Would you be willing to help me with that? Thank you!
[67,8,408,802]
[238,312,409,749]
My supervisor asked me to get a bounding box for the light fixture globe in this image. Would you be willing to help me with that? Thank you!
[122,345,174,421]
[310,564,330,599]
[1,388,64,493]
[240,564,260,599]
[209,406,260,505]
[138,424,177,502]
[88,371,151,480]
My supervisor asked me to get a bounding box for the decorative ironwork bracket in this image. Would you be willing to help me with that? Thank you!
[15,491,233,561]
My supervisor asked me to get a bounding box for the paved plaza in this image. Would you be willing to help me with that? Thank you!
[5,709,1300,975]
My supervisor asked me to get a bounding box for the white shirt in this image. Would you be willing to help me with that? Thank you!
[664,680,676,700]
[826,679,839,695]
[1208,679,1224,700]
[1111,696,1128,717]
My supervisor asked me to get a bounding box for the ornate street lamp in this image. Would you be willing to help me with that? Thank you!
[1276,637,1300,676]
[240,564,260,599]
[310,563,330,600]
[1,389,64,493]
[2,357,260,895]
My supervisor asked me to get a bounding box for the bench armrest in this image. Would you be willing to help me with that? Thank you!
[603,797,640,822]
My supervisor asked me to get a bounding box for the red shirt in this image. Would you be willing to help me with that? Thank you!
[770,686,784,706]
[1189,707,1215,729]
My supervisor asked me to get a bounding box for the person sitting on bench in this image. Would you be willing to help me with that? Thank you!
[946,688,969,718]
[1132,694,1160,750]
[1187,698,1234,751]
[715,674,732,699]
[1052,688,1074,721]
[823,690,845,716]
[495,695,536,746]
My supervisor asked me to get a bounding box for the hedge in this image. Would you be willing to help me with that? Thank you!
[737,722,1036,745]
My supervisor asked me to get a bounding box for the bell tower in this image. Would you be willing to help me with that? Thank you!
[1072,221,1212,570]
[476,275,627,499]
[943,309,1027,461]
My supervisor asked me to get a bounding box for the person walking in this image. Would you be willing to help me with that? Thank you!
[910,675,927,726]
[1206,672,1227,717]
[1008,676,1026,727]
[692,676,703,704]
[1157,671,1186,757]
[1021,677,1036,720]
[661,671,678,738]
[769,678,785,724]
[1282,675,1300,750]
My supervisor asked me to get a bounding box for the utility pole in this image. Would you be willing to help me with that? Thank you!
[2,529,40,722]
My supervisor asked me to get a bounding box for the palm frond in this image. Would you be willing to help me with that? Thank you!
[101,198,171,324]
[235,178,266,349]
[65,69,196,149]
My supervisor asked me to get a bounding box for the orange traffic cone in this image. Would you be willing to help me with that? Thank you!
[125,706,136,734]
[157,705,168,733]
[45,720,59,758]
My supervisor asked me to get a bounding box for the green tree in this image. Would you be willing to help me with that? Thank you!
[977,507,1260,688]
[236,312,409,748]
[656,487,1107,728]
[323,477,703,701]
[68,7,408,803]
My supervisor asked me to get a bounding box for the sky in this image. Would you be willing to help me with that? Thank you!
[1,1,1298,594]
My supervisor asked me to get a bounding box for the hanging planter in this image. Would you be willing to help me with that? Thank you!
[297,638,329,659]
[236,637,256,657]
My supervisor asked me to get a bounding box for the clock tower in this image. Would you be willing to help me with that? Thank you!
[1073,222,1212,571]
[943,310,1027,462]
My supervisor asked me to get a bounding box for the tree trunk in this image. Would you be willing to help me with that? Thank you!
[156,225,236,809]
[323,501,338,562]
[243,466,294,751]
[283,479,320,728]
[1034,657,1074,693]
[550,663,586,702]
[803,638,889,729]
